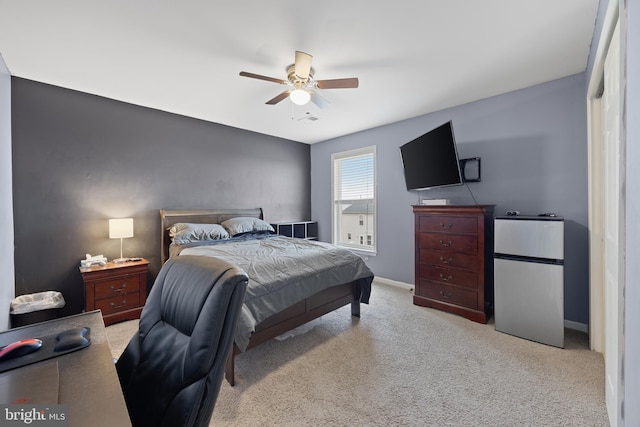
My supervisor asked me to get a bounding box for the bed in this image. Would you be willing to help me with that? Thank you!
[159,208,374,385]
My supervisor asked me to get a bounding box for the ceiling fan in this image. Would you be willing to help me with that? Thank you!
[239,51,359,109]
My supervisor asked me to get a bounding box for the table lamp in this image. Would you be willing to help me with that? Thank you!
[109,218,133,263]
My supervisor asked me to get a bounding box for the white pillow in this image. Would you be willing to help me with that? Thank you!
[169,223,229,244]
[221,217,275,237]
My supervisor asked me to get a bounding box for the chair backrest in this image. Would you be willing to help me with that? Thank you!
[116,255,248,427]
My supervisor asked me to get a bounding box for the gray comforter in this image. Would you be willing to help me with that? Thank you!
[173,234,373,351]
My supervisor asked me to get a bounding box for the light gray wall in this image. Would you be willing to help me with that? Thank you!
[0,54,13,330]
[624,0,639,423]
[11,78,310,316]
[311,73,589,325]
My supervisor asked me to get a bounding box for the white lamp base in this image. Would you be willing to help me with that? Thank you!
[113,237,129,263]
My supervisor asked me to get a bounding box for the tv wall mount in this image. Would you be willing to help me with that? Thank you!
[459,157,481,183]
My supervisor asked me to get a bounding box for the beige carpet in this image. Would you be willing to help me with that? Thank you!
[106,282,609,426]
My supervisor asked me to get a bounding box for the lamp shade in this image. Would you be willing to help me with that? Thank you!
[109,218,134,239]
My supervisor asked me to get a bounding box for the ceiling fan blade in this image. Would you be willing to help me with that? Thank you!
[310,91,331,109]
[294,51,313,80]
[316,77,359,89]
[266,90,292,105]
[239,71,287,85]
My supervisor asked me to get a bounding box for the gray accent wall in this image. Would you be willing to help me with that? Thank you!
[311,73,589,325]
[11,78,310,316]
[0,54,13,330]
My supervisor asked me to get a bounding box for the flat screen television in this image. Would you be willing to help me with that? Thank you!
[400,121,463,191]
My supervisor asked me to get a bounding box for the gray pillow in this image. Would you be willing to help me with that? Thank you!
[221,217,275,237]
[169,223,229,244]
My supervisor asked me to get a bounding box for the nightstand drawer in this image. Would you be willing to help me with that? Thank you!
[418,215,478,234]
[95,276,140,300]
[418,281,477,309]
[96,294,141,316]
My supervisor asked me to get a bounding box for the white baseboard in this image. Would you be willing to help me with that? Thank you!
[373,276,414,291]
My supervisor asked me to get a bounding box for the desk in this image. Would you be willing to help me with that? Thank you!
[0,311,131,426]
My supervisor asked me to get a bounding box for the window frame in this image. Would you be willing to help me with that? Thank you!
[330,145,377,254]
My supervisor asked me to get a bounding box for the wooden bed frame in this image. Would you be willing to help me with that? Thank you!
[159,208,365,386]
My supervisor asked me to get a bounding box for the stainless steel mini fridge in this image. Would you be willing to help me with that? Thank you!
[494,216,564,348]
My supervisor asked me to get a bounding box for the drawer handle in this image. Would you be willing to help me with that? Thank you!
[439,290,453,299]
[439,239,452,247]
[440,223,453,229]
[110,300,127,309]
[110,283,127,293]
[439,256,453,265]
[439,273,453,282]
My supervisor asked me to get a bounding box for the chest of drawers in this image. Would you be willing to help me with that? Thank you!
[80,258,149,326]
[413,205,494,323]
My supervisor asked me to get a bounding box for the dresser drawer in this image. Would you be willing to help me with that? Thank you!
[418,215,478,234]
[418,264,478,289]
[417,280,478,309]
[418,232,478,254]
[94,276,140,300]
[96,294,141,316]
[419,249,480,272]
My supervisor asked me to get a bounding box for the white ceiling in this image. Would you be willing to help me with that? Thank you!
[0,1,599,144]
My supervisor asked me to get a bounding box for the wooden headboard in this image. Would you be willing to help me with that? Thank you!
[159,208,264,264]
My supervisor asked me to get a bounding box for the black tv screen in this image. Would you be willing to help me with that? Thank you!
[400,121,463,191]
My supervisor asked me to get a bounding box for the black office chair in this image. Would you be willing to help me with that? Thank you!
[116,255,248,427]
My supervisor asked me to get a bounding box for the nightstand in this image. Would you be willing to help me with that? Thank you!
[79,258,149,326]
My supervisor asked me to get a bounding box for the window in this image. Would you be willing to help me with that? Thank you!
[331,146,376,253]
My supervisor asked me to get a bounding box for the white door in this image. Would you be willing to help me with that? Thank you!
[603,22,625,427]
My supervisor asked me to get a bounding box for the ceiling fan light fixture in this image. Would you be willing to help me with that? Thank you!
[239,51,359,107]
[290,89,311,105]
